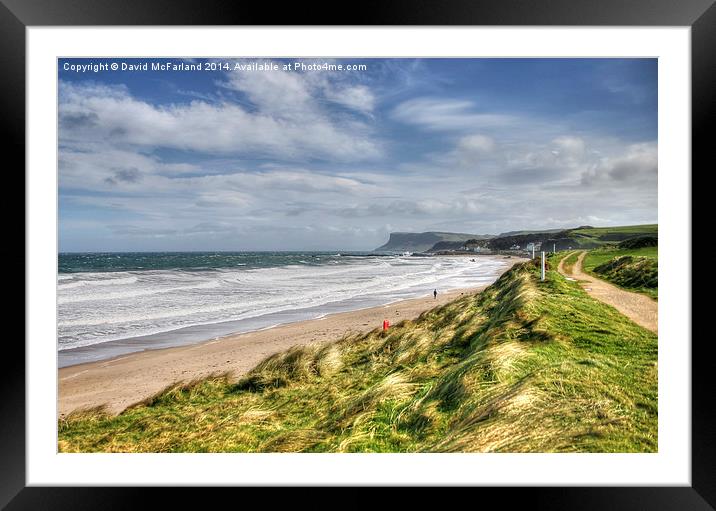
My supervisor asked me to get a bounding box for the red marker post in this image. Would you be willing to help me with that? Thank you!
[382,319,390,331]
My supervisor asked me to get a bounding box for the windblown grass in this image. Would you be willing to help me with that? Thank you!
[59,260,657,453]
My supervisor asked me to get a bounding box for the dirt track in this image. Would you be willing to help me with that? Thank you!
[558,251,658,333]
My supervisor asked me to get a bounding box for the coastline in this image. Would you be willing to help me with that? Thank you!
[57,253,513,368]
[59,258,523,417]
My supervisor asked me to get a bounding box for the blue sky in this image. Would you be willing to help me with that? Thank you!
[58,58,657,251]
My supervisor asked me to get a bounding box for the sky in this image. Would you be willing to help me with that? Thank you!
[58,58,657,252]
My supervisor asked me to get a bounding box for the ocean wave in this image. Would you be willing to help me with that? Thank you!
[58,275,139,289]
[58,278,223,304]
[58,255,509,351]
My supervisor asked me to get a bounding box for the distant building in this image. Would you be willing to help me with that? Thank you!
[526,242,542,252]
[510,244,521,250]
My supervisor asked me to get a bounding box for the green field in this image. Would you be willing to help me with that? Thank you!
[582,246,657,271]
[536,224,659,250]
[571,224,657,240]
[59,260,658,453]
[583,246,658,300]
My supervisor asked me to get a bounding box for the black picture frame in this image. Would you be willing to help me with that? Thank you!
[4,0,713,506]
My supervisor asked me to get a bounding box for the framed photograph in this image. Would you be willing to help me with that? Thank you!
[6,0,713,505]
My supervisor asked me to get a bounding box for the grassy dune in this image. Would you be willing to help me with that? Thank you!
[59,260,658,453]
[583,246,658,300]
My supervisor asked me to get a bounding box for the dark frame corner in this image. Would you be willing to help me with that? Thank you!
[5,0,713,507]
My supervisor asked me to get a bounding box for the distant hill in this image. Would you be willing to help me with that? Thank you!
[570,224,657,243]
[374,232,493,253]
[497,228,566,237]
[484,230,576,251]
[484,225,657,252]
[486,225,658,252]
[429,240,473,252]
[376,225,657,254]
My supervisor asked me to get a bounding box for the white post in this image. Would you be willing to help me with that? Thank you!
[532,244,535,259]
[540,251,545,281]
[553,243,556,254]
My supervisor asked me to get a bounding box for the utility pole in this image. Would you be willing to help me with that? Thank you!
[540,251,545,281]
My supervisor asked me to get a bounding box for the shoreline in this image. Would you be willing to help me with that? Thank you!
[59,259,523,417]
[57,253,516,368]
[57,287,460,369]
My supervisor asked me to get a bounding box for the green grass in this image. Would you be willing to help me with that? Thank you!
[582,246,657,270]
[568,224,657,248]
[59,261,658,453]
[583,246,658,300]
[571,224,657,238]
[561,251,580,274]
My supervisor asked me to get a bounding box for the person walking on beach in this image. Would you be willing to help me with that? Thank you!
[433,289,437,300]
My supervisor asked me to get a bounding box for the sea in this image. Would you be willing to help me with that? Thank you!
[57,252,510,367]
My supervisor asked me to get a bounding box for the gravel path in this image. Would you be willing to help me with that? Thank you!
[558,251,658,333]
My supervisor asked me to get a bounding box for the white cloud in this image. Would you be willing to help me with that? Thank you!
[222,65,315,119]
[59,148,197,191]
[582,142,657,186]
[195,169,377,197]
[457,134,495,154]
[323,85,375,115]
[334,197,486,218]
[59,81,381,162]
[221,61,376,116]
[449,134,497,169]
[552,136,586,159]
[391,98,515,132]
